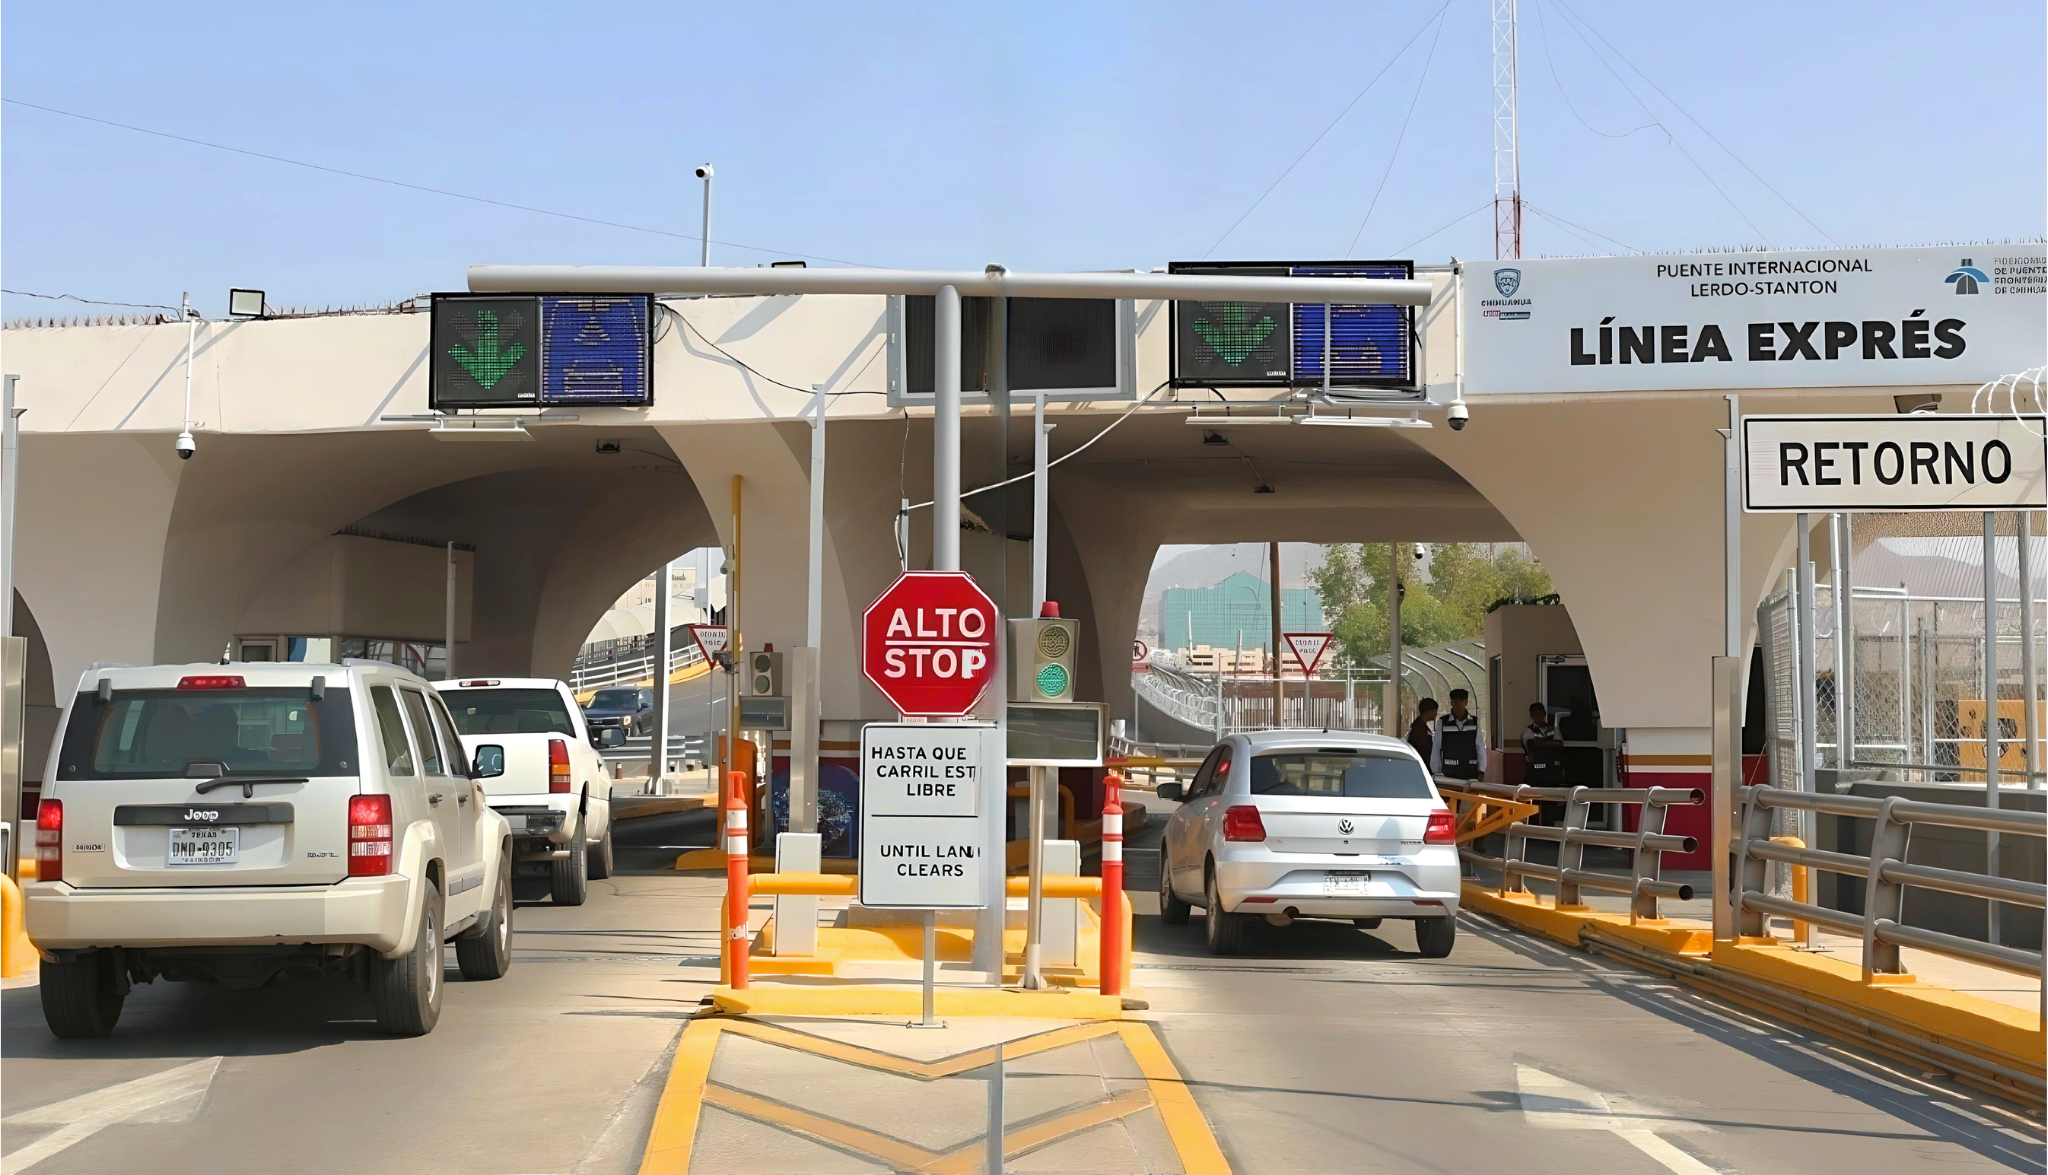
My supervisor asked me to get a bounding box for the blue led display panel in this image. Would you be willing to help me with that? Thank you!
[541,295,654,406]
[1291,263,1413,388]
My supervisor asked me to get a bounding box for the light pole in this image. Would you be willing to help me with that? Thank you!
[695,165,714,267]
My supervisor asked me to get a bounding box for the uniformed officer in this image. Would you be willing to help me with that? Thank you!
[1406,698,1439,763]
[1522,702,1567,785]
[1430,689,1488,781]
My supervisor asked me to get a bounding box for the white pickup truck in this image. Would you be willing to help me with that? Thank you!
[432,678,615,905]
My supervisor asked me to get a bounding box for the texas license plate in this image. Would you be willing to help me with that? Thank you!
[169,826,239,865]
[1323,871,1369,895]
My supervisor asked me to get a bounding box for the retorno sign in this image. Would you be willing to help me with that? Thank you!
[1462,245,2046,395]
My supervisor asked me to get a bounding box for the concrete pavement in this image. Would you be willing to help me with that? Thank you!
[0,871,729,1175]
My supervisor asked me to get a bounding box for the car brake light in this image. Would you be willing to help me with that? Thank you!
[1222,805,1266,842]
[35,799,61,882]
[348,794,394,877]
[1424,808,1457,846]
[178,675,245,690]
[461,679,500,687]
[549,738,572,794]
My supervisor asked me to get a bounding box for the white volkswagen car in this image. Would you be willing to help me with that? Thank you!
[1156,730,1461,957]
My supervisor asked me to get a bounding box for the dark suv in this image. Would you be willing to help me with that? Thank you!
[581,686,654,735]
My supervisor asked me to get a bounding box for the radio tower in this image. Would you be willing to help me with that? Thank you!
[1492,0,1523,259]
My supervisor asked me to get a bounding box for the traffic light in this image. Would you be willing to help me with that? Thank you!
[747,649,783,696]
[1010,607,1079,703]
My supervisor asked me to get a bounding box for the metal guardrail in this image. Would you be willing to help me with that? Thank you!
[570,642,706,690]
[1453,780,1705,920]
[600,732,710,770]
[1737,784,2048,979]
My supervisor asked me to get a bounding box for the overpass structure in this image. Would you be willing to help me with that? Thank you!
[19,243,2038,800]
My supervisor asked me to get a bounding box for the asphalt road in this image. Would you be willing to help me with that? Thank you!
[1123,793,2044,1175]
[4,798,2039,1175]
[0,869,728,1175]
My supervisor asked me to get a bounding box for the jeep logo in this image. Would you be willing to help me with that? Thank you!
[183,809,221,822]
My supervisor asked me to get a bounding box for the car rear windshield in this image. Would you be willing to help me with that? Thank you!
[588,689,639,708]
[438,688,576,736]
[1250,751,1433,799]
[56,687,360,780]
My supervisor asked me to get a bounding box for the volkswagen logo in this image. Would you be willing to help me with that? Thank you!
[1337,818,1354,835]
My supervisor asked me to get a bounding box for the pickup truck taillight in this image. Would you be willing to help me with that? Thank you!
[1222,805,1266,842]
[549,738,572,794]
[35,799,62,882]
[1423,808,1457,846]
[348,794,394,877]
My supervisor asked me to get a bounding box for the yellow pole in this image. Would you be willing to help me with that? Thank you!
[1767,836,1811,946]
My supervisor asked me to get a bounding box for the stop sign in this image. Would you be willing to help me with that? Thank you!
[862,571,1000,717]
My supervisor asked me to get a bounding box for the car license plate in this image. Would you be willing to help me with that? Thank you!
[1323,871,1369,895]
[169,826,239,866]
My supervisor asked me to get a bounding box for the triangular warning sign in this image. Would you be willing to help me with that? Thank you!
[688,624,730,661]
[1284,632,1333,677]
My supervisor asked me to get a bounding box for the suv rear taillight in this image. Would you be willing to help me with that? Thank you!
[348,794,394,876]
[1222,805,1266,842]
[1424,808,1457,846]
[549,738,572,794]
[35,799,62,882]
[178,675,245,690]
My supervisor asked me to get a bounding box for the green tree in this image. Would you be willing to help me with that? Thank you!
[1310,542,1554,670]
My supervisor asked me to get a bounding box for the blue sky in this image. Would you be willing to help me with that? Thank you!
[4,0,2042,319]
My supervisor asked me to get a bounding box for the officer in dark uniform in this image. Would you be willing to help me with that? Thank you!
[1430,689,1488,781]
[1406,698,1439,763]
[1522,702,1567,785]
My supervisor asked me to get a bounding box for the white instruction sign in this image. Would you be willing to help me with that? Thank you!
[1742,414,2047,512]
[859,722,993,909]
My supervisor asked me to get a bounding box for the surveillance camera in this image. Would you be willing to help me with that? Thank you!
[695,164,714,179]
[1446,401,1470,431]
[175,430,196,460]
[1413,543,1426,562]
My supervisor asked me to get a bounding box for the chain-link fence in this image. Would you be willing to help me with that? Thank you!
[1762,511,2045,791]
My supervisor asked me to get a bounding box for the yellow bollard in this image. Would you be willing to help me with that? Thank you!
[0,873,35,978]
[1766,836,1812,947]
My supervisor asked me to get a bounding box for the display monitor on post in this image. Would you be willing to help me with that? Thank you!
[429,293,655,411]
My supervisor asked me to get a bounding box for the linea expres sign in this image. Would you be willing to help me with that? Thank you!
[1462,245,2046,395]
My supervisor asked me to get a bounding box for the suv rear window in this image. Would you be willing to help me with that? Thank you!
[438,688,576,737]
[1250,752,1433,799]
[57,687,360,780]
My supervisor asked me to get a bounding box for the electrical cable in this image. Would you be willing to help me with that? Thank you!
[662,304,886,397]
[1345,2,1450,258]
[1549,0,1838,246]
[1199,0,1454,259]
[1538,7,1773,247]
[2,288,182,312]
[900,379,1173,513]
[1522,207,1612,254]
[1523,202,1639,254]
[1530,0,1658,140]
[1388,201,1492,256]
[3,97,878,268]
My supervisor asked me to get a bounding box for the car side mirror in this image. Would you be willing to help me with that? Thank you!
[471,744,505,780]
[596,726,625,748]
[1156,781,1183,802]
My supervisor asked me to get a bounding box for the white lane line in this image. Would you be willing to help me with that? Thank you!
[1515,1064,1716,1174]
[1615,1129,1720,1175]
[2,1056,221,1172]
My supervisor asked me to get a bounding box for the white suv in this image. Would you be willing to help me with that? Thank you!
[1156,731,1462,957]
[431,678,615,906]
[25,661,515,1038]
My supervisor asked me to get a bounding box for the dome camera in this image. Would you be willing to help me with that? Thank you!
[175,430,196,460]
[695,163,714,179]
[1446,400,1470,431]
[1413,543,1426,562]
